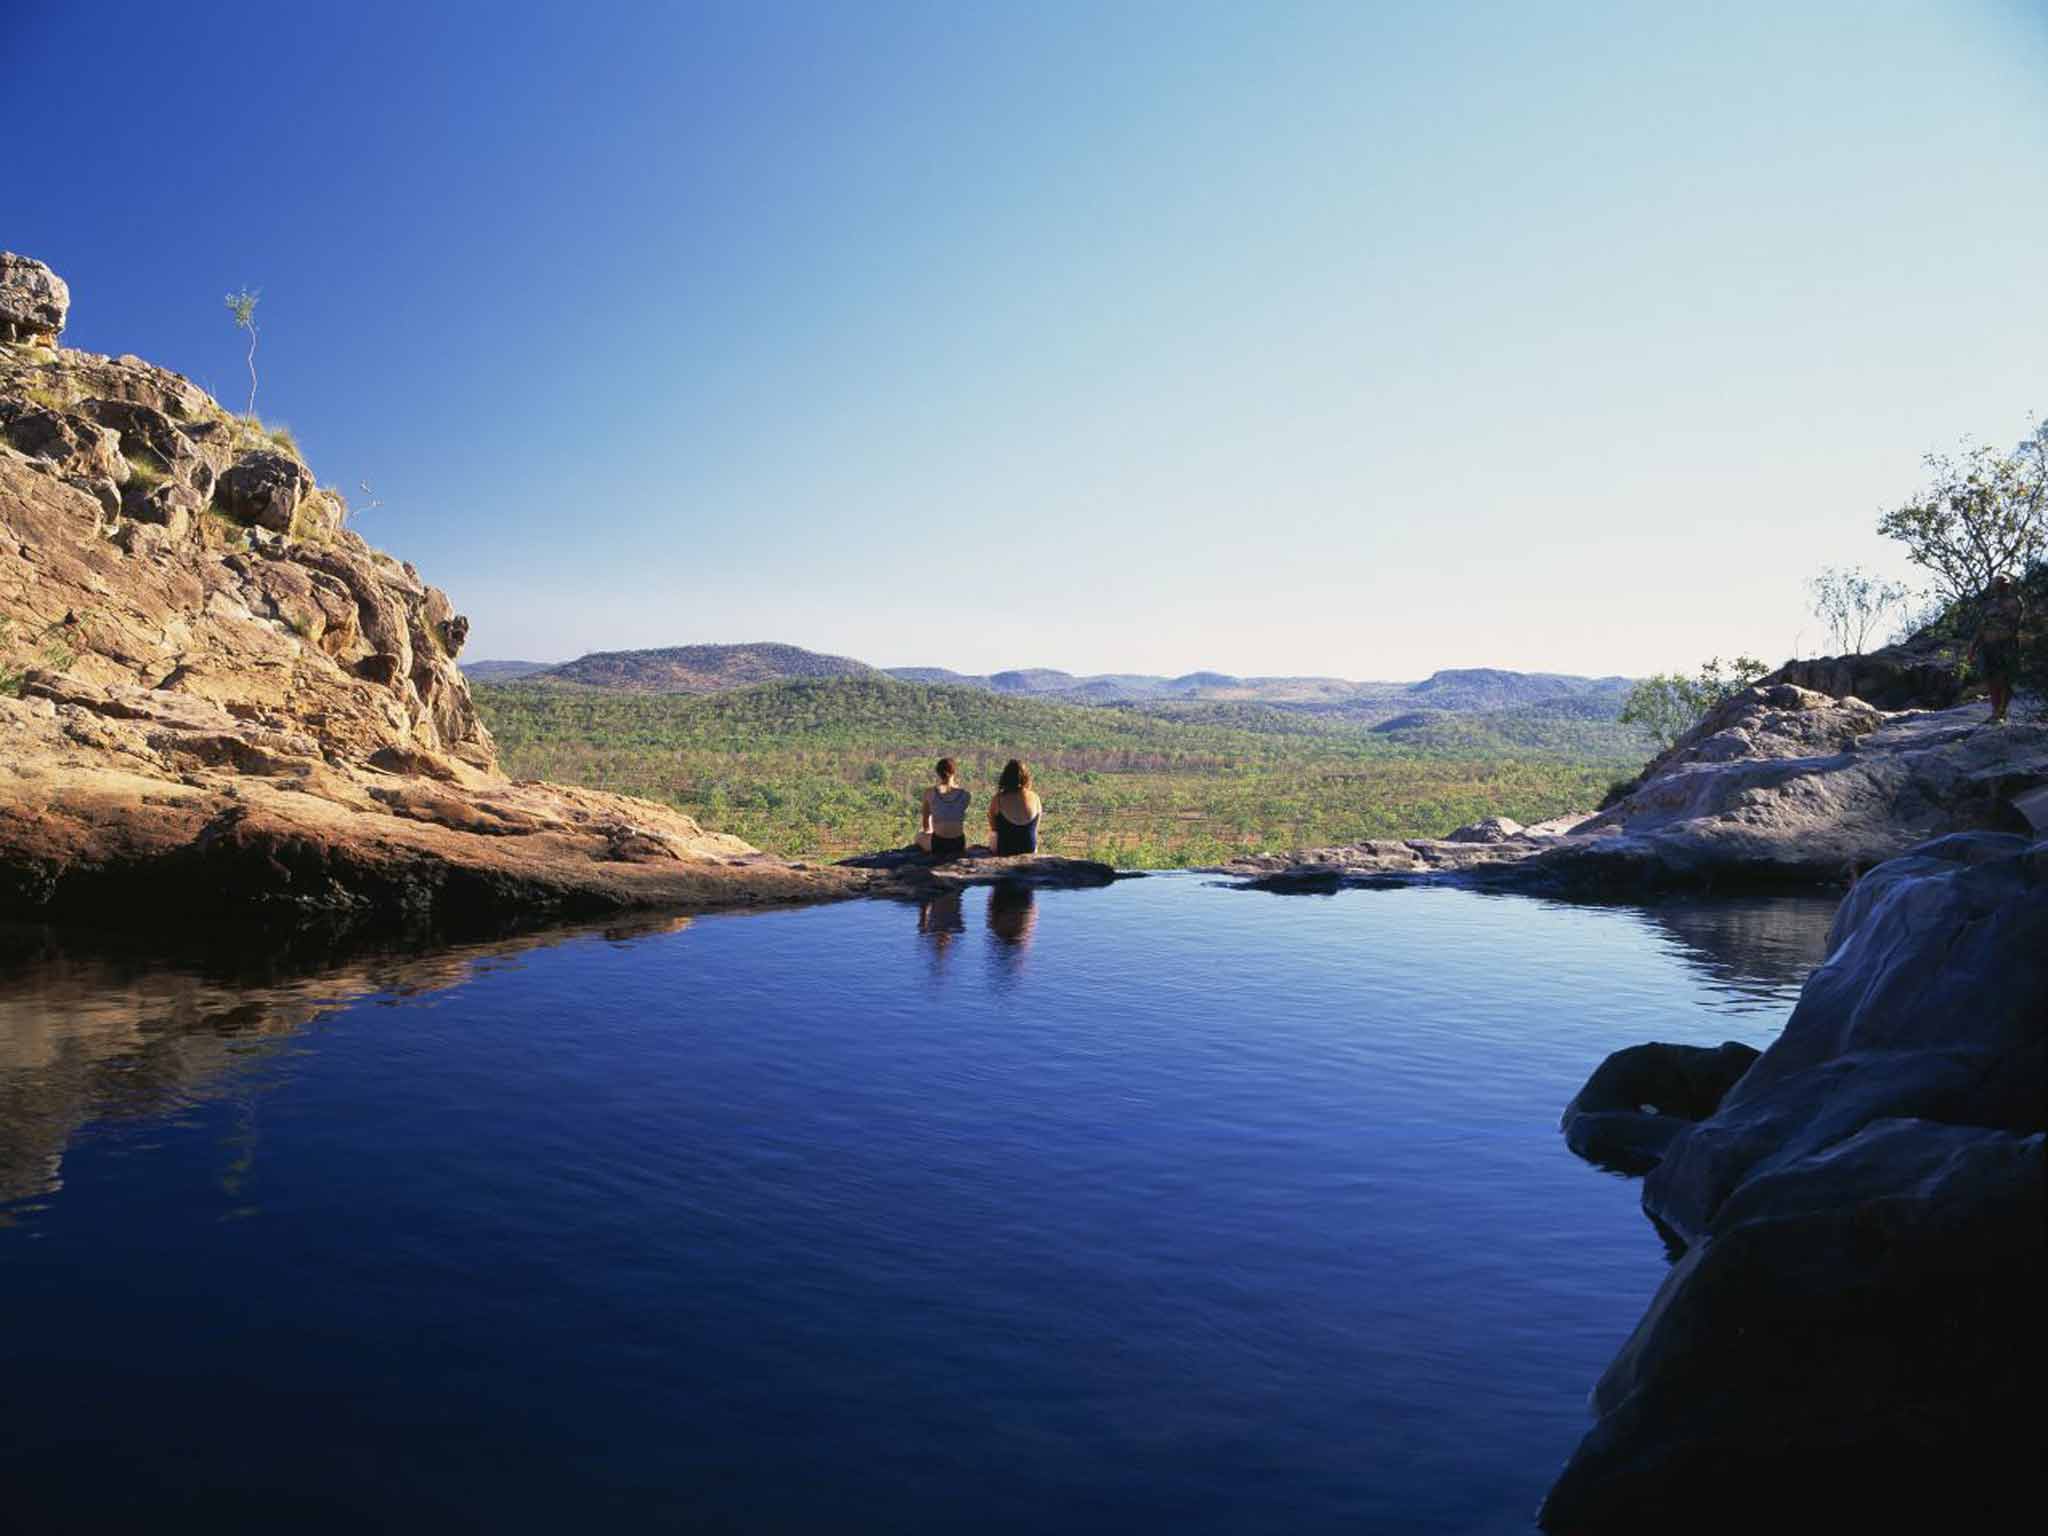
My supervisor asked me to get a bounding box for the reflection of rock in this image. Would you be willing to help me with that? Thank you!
[0,913,692,1206]
[1539,832,2048,1531]
[1629,894,1840,997]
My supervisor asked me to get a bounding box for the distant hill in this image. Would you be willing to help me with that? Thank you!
[474,645,1635,721]
[461,660,554,683]
[1401,668,1633,713]
[486,643,880,693]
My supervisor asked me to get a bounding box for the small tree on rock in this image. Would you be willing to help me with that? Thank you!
[224,287,260,416]
[1807,565,1911,656]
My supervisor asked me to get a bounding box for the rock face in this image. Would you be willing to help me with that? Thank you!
[0,258,905,932]
[1763,628,1969,712]
[1221,685,2047,895]
[0,253,69,346]
[1558,1040,1760,1173]
[1540,832,2048,1532]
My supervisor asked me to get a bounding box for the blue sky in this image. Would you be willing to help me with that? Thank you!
[9,0,2044,677]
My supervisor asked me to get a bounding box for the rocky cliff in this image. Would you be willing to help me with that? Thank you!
[1540,831,2046,1531]
[1,254,1088,931]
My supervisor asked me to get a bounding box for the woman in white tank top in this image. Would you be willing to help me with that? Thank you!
[920,757,970,861]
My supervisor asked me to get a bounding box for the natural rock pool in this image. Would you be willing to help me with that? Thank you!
[0,877,1839,1533]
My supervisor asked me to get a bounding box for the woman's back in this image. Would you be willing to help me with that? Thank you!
[991,787,1040,854]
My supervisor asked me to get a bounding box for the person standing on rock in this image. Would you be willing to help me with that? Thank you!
[920,758,971,862]
[1971,574,2025,724]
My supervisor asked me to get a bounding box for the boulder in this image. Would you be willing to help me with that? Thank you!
[1540,834,2048,1530]
[0,252,69,345]
[1446,815,1523,844]
[1560,1040,1760,1173]
[214,448,315,531]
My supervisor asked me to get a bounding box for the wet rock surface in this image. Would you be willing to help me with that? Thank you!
[1539,832,2048,1532]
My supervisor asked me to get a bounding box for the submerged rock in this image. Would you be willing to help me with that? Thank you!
[1538,833,2048,1531]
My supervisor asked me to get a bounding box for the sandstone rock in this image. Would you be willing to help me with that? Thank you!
[1539,834,2048,1531]
[1219,689,2048,896]
[1765,630,1970,712]
[0,252,69,345]
[0,256,964,933]
[215,448,314,532]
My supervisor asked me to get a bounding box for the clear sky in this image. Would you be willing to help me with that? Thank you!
[9,0,2044,678]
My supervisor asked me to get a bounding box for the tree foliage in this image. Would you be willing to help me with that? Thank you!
[1618,656,1771,750]
[1877,418,2047,603]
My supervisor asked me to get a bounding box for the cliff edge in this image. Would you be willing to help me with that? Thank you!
[0,254,879,930]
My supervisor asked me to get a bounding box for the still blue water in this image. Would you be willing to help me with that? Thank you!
[0,877,1836,1534]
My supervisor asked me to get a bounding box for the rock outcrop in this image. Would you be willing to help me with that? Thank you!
[1221,686,2047,896]
[0,253,68,346]
[1540,832,2047,1532]
[1762,627,1970,712]
[0,256,933,932]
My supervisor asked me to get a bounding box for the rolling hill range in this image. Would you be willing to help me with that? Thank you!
[467,645,1635,722]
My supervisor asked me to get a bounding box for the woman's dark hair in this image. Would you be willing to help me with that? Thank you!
[997,759,1031,794]
[935,757,958,781]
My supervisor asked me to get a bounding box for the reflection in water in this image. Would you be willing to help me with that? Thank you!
[987,883,1038,977]
[918,891,966,973]
[0,915,693,1207]
[1633,895,1840,1000]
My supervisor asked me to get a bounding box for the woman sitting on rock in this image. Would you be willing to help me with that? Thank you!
[987,759,1043,855]
[919,758,970,862]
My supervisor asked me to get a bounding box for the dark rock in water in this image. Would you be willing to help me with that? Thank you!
[1560,1041,1759,1174]
[1644,831,2047,1245]
[1540,833,2048,1532]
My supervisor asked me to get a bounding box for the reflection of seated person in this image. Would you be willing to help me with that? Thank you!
[988,759,1042,855]
[918,890,965,942]
[987,882,1038,948]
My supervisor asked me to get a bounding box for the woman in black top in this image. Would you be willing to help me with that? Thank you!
[987,759,1042,855]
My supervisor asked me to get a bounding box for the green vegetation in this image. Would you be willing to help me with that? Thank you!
[476,676,1649,867]
[1618,656,1771,751]
[0,616,77,697]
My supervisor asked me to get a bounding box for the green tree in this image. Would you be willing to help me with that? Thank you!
[1806,565,1911,656]
[1877,418,2047,604]
[1619,656,1771,749]
[224,287,260,416]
